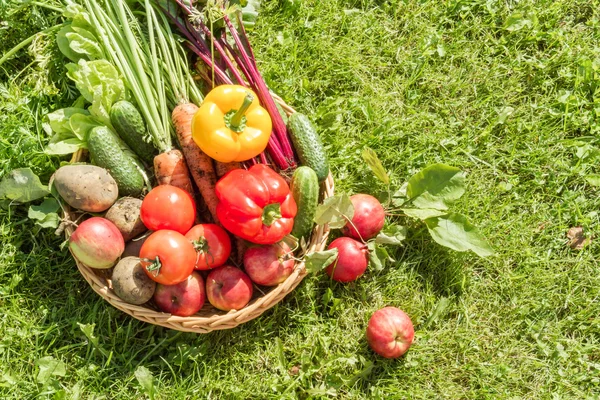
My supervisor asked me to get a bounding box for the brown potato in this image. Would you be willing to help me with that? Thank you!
[111,257,156,305]
[54,165,118,212]
[105,197,147,242]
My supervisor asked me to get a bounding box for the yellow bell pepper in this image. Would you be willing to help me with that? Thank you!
[191,85,272,163]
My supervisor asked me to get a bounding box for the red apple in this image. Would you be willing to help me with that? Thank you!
[69,217,124,269]
[153,271,206,317]
[243,242,295,286]
[325,237,369,282]
[366,307,415,358]
[341,194,385,240]
[206,266,253,311]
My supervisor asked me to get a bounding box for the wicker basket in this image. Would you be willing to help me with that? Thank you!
[64,99,334,333]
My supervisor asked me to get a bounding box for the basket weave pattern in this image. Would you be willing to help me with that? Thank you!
[65,98,334,333]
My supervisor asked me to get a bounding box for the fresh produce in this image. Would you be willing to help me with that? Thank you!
[290,167,319,240]
[139,230,196,285]
[87,126,145,197]
[206,266,254,311]
[185,224,231,270]
[341,194,385,240]
[366,307,415,359]
[111,256,156,305]
[288,113,330,182]
[215,161,242,178]
[110,100,157,164]
[192,85,272,163]
[69,217,124,269]
[153,271,206,317]
[53,165,118,212]
[243,242,295,286]
[325,237,369,282]
[140,185,196,234]
[162,2,296,169]
[105,197,146,242]
[153,149,194,196]
[215,164,297,244]
[173,102,219,222]
[122,234,150,258]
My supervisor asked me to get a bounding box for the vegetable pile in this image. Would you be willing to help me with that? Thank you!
[1,0,494,354]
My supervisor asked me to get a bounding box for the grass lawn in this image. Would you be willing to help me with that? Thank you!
[2,0,600,398]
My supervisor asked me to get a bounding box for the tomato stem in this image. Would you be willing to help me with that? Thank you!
[145,256,162,276]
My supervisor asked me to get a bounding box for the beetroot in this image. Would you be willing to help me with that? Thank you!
[341,194,385,240]
[69,217,124,269]
[325,237,369,282]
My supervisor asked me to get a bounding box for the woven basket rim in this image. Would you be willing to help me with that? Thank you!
[64,97,334,333]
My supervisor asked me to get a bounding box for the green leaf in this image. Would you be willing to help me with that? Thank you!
[304,248,338,273]
[66,28,103,60]
[0,168,50,203]
[28,198,60,229]
[391,183,408,207]
[66,59,125,125]
[57,25,83,62]
[70,114,101,141]
[585,174,600,186]
[374,225,407,245]
[505,12,534,31]
[314,193,354,229]
[425,296,450,327]
[45,137,85,155]
[425,213,494,257]
[134,366,155,400]
[407,164,465,210]
[78,322,109,358]
[36,356,66,384]
[361,147,389,185]
[367,242,393,271]
[43,107,89,136]
[402,208,447,220]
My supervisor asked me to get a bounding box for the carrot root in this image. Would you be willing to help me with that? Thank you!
[153,149,194,195]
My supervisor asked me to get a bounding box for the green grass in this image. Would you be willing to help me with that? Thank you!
[2,0,600,398]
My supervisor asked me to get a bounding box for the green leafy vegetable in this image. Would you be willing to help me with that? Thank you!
[407,164,465,210]
[304,248,338,273]
[314,193,354,229]
[28,199,60,229]
[0,169,50,203]
[425,213,495,257]
[362,147,389,185]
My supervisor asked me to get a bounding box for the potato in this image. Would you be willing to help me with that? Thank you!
[122,233,150,258]
[54,165,118,212]
[111,257,156,305]
[105,197,146,242]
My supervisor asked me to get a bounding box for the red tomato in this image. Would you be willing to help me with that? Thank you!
[185,224,232,270]
[140,185,196,234]
[140,230,196,285]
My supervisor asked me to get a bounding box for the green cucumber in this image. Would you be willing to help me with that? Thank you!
[290,166,320,241]
[288,113,330,182]
[87,126,145,197]
[110,100,156,164]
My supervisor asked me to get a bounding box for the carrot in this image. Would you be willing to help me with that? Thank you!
[172,102,220,223]
[153,149,194,195]
[215,161,242,178]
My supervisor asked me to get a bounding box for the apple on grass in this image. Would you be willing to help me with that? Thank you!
[325,237,369,282]
[206,266,253,311]
[366,307,415,359]
[153,272,205,317]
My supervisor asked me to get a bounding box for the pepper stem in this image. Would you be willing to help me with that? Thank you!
[262,203,282,226]
[229,93,254,130]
